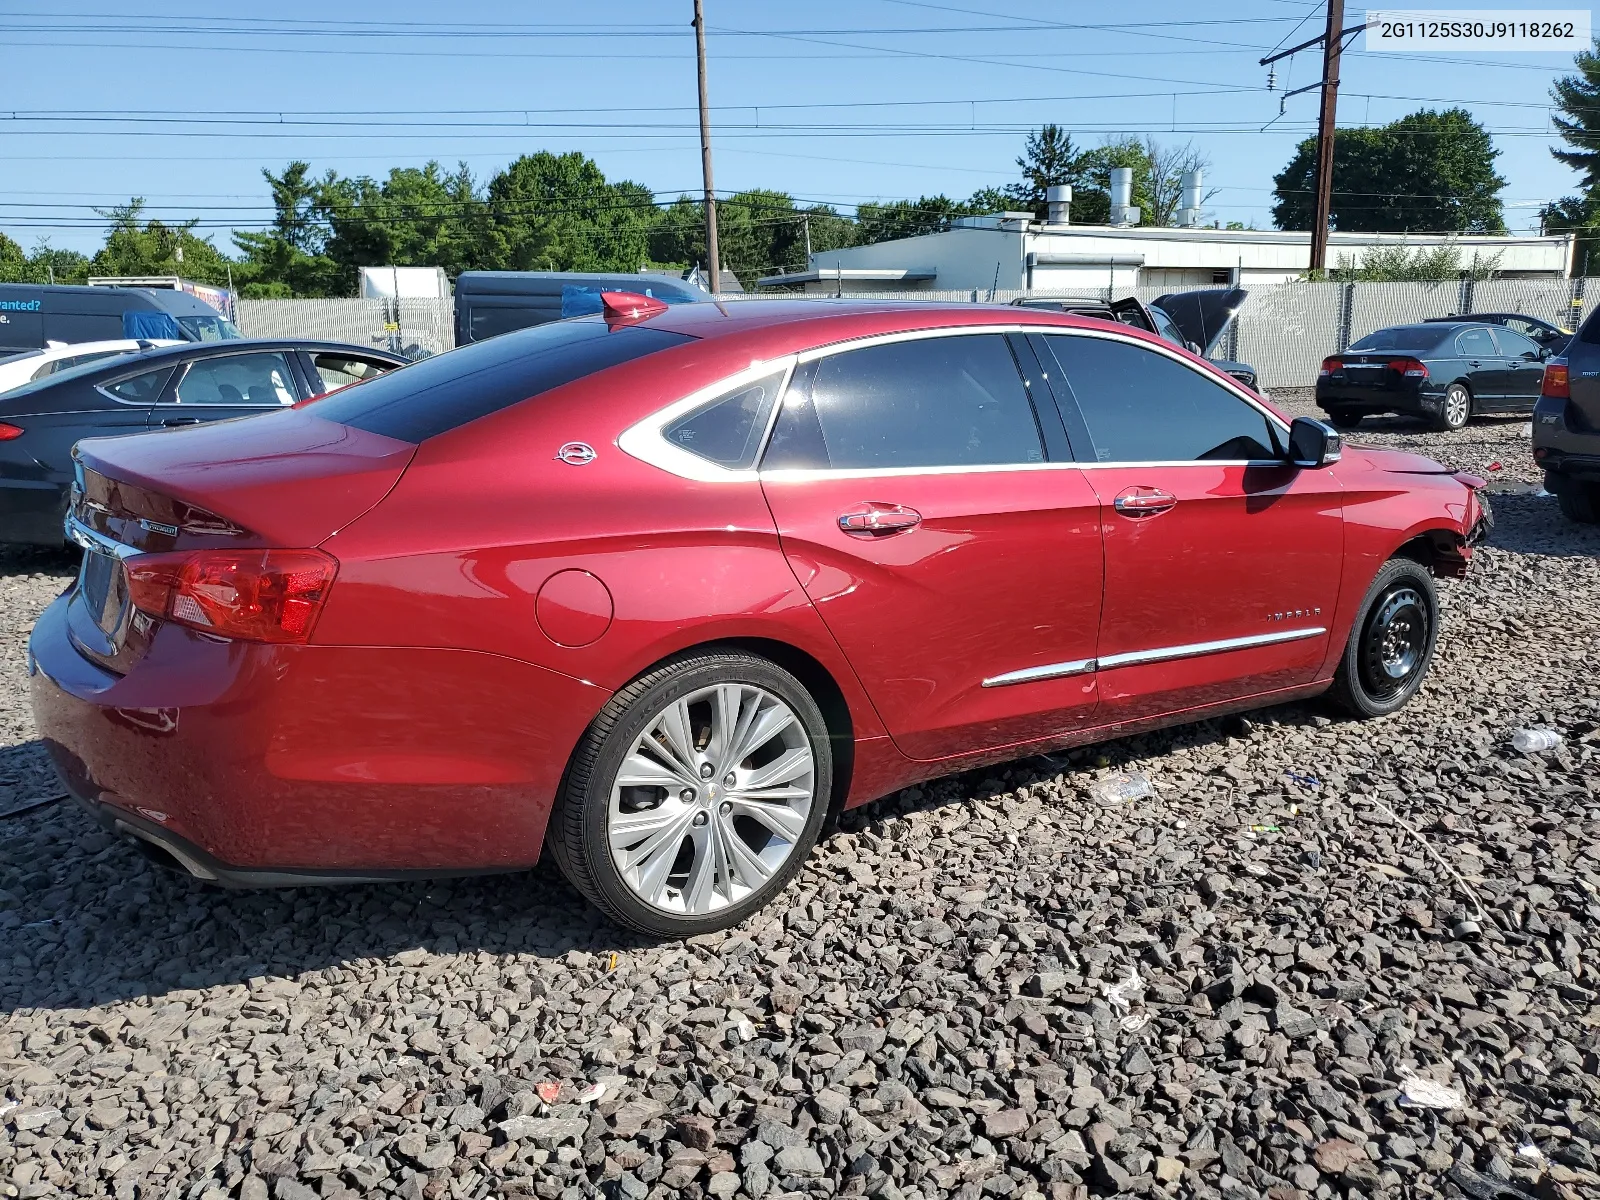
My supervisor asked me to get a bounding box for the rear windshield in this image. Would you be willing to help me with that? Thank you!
[1348,326,1446,353]
[305,318,694,442]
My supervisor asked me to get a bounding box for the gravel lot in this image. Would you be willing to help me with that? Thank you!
[3,398,1599,1200]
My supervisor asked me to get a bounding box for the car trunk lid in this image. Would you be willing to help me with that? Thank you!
[1150,287,1246,357]
[1321,352,1424,391]
[64,409,415,673]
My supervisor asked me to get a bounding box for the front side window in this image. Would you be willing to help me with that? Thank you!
[1491,327,1541,358]
[174,352,298,406]
[1042,333,1278,462]
[665,370,786,469]
[763,334,1044,471]
[311,353,394,396]
[1455,328,1497,358]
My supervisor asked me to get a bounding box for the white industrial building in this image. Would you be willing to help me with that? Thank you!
[757,174,1575,294]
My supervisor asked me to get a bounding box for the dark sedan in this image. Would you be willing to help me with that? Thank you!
[1316,321,1549,432]
[0,339,405,544]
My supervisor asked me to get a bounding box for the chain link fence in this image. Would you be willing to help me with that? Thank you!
[237,281,1595,389]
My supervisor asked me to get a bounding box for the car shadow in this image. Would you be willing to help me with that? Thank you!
[0,703,1292,1016]
[1480,491,1600,559]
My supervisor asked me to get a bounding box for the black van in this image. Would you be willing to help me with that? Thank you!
[453,272,707,345]
[0,284,241,353]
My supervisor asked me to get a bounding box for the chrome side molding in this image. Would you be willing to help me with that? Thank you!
[981,627,1326,687]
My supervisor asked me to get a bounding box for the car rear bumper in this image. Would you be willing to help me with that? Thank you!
[27,591,610,879]
[1315,381,1441,419]
[0,479,69,546]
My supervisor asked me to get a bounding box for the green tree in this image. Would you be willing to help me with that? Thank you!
[0,234,25,282]
[1329,242,1502,281]
[854,195,989,243]
[28,243,90,285]
[1272,108,1506,233]
[232,162,344,297]
[480,152,653,273]
[1551,38,1600,190]
[319,161,492,289]
[1008,124,1084,215]
[88,200,236,284]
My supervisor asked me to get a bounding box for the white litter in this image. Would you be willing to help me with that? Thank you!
[1090,772,1156,807]
[1119,1012,1152,1034]
[1520,422,1534,437]
[1397,1069,1464,1110]
[1102,965,1143,1011]
[1515,1143,1544,1161]
[1511,728,1562,753]
[575,1081,606,1104]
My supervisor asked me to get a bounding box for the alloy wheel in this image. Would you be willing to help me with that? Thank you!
[1360,586,1428,699]
[1444,386,1470,429]
[606,683,815,915]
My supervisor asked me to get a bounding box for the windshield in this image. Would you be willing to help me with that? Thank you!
[178,315,243,342]
[1348,326,1446,353]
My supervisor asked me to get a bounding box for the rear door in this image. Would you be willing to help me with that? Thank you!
[149,349,305,429]
[1490,327,1545,409]
[1454,326,1505,404]
[1037,329,1344,722]
[759,329,1105,761]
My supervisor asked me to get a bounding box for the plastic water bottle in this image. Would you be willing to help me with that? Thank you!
[1511,728,1562,753]
[1090,771,1156,806]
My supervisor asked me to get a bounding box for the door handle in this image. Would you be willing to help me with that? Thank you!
[1113,487,1177,519]
[1468,360,1482,368]
[161,418,200,427]
[838,502,922,537]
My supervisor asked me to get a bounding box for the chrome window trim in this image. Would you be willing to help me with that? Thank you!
[981,626,1325,687]
[617,356,798,482]
[623,321,1288,482]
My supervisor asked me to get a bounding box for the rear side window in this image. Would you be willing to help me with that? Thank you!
[1455,327,1497,358]
[308,319,694,443]
[763,334,1044,471]
[665,370,786,469]
[102,367,174,404]
[1042,333,1278,463]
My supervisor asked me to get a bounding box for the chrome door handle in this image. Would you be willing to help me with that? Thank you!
[1113,487,1177,519]
[838,502,922,537]
[161,418,201,427]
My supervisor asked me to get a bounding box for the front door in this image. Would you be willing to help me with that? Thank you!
[760,330,1105,762]
[1035,330,1344,722]
[148,350,304,429]
[1490,327,1546,409]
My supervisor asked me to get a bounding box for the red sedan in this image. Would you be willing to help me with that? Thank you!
[29,296,1490,935]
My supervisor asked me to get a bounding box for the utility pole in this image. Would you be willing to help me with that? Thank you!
[1261,0,1361,274]
[692,0,720,294]
[1309,0,1345,275]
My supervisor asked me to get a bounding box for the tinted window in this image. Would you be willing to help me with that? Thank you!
[1491,327,1541,358]
[175,352,298,406]
[308,319,693,443]
[1042,333,1277,462]
[665,370,786,469]
[469,306,550,342]
[1455,327,1497,358]
[103,367,174,404]
[763,334,1043,471]
[1502,317,1546,340]
[1348,327,1446,353]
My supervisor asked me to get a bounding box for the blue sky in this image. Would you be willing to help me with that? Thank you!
[0,0,1585,257]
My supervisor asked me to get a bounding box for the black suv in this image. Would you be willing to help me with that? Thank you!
[1533,307,1600,524]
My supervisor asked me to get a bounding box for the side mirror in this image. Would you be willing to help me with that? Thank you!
[1536,346,1552,360]
[1289,416,1342,468]
[1524,349,1543,361]
[1186,340,1203,355]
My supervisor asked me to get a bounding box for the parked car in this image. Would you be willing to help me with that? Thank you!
[0,340,404,545]
[1533,304,1600,523]
[454,271,709,345]
[1316,321,1549,432]
[0,338,184,395]
[29,296,1489,935]
[0,283,241,353]
[1425,311,1573,353]
[1013,288,1262,392]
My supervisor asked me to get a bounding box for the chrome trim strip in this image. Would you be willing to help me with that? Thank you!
[982,657,1097,688]
[65,514,138,560]
[1098,626,1325,670]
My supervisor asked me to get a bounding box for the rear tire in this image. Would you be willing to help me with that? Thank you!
[1327,558,1439,719]
[1431,383,1472,432]
[1325,408,1362,430]
[548,651,832,937]
[1555,476,1600,524]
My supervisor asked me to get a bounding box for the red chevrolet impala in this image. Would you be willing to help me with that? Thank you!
[29,296,1489,935]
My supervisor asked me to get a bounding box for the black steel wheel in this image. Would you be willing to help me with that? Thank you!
[1328,558,1439,718]
[1555,476,1600,525]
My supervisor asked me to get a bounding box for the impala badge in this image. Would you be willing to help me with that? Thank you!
[555,442,597,466]
[1268,607,1322,621]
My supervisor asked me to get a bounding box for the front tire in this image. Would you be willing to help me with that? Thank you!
[1432,383,1472,432]
[1554,476,1600,524]
[1327,558,1439,719]
[548,651,832,936]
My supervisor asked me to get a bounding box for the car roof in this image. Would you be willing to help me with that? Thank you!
[1424,312,1547,324]
[640,297,1123,343]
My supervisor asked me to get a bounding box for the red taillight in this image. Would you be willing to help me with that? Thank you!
[1542,358,1569,399]
[126,549,338,644]
[0,422,22,441]
[1389,358,1429,378]
[1319,357,1341,377]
